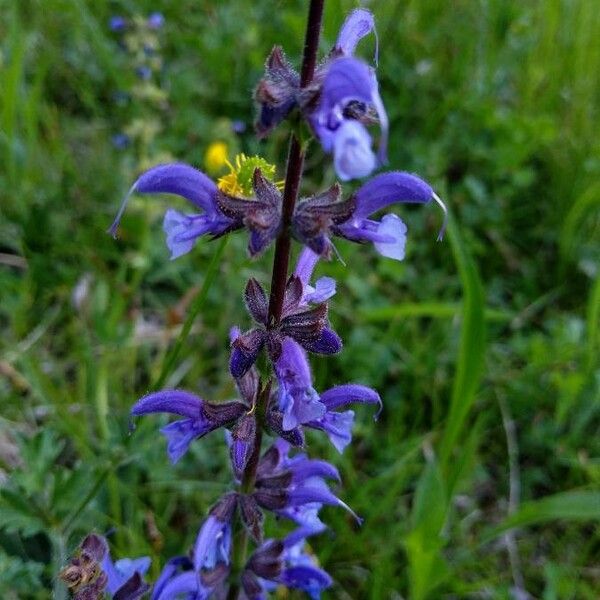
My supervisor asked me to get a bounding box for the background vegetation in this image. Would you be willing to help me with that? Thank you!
[1,0,599,598]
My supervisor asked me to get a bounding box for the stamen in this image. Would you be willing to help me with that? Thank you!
[107,182,138,238]
[432,192,448,241]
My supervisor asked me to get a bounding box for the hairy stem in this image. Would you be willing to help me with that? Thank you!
[267,0,324,325]
[228,1,325,597]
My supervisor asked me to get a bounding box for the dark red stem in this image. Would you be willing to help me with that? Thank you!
[228,3,325,598]
[267,0,324,326]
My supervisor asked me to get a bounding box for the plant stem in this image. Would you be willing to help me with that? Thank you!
[267,0,325,327]
[228,2,325,598]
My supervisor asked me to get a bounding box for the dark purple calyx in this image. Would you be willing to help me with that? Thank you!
[216,169,283,256]
[230,276,340,379]
[255,46,301,137]
[239,494,265,544]
[292,183,356,257]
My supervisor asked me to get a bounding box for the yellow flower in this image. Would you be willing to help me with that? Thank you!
[204,141,229,174]
[217,153,283,197]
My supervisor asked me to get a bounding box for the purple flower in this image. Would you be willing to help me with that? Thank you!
[333,119,377,181]
[194,517,232,571]
[135,65,152,81]
[194,493,237,572]
[252,440,359,525]
[152,571,207,600]
[279,534,333,600]
[294,247,336,305]
[230,276,341,379]
[109,16,127,32]
[275,338,325,430]
[101,552,151,599]
[109,164,287,259]
[294,171,446,260]
[131,390,247,463]
[151,557,218,600]
[147,12,165,30]
[232,119,247,134]
[308,56,388,181]
[307,384,382,453]
[150,557,193,600]
[108,163,235,259]
[336,170,448,254]
[334,8,378,61]
[242,529,332,599]
[112,133,130,150]
[254,7,386,180]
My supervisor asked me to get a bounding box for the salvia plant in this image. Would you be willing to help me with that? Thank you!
[61,2,446,599]
[109,12,172,171]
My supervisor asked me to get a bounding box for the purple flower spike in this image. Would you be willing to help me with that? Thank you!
[108,163,235,258]
[131,391,246,463]
[335,8,378,62]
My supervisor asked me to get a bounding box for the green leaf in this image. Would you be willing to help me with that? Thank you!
[439,213,486,467]
[482,491,600,543]
[362,302,510,323]
[585,274,600,374]
[404,529,450,600]
[411,459,447,540]
[0,489,47,536]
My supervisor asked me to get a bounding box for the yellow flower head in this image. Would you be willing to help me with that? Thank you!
[204,141,229,175]
[218,153,283,197]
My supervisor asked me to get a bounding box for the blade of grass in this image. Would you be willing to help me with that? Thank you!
[439,212,486,468]
[558,181,600,263]
[585,274,600,375]
[361,302,510,323]
[481,491,600,544]
[153,237,229,390]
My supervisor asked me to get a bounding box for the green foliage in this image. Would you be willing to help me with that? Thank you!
[1,0,599,598]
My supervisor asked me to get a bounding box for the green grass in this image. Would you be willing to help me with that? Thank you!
[1,0,599,598]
